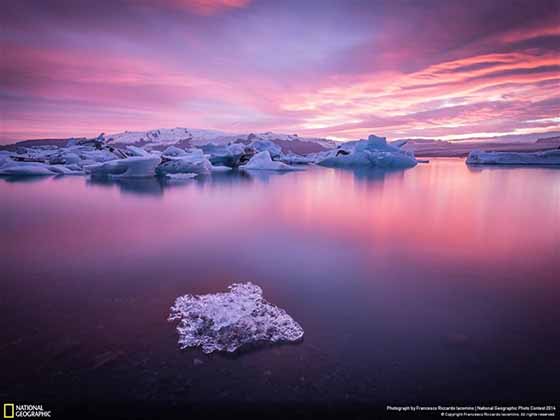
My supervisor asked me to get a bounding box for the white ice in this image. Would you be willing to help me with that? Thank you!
[248,139,282,158]
[240,151,302,171]
[466,149,560,165]
[168,283,304,354]
[202,143,246,167]
[85,155,161,178]
[162,146,187,157]
[318,135,417,169]
[277,152,316,165]
[156,149,213,175]
[165,172,197,180]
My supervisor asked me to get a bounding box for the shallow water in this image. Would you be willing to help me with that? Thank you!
[1,159,559,416]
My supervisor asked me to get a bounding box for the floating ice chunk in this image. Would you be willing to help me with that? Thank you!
[77,149,122,164]
[126,145,151,157]
[156,150,213,175]
[240,151,302,171]
[318,135,417,169]
[168,283,304,353]
[45,165,84,175]
[202,143,248,167]
[249,139,282,158]
[277,152,316,165]
[58,152,81,165]
[211,165,233,172]
[0,161,57,176]
[466,149,560,165]
[162,146,187,157]
[165,172,197,180]
[85,155,161,178]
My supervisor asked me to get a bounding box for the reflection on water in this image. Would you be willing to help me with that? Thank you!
[0,159,559,411]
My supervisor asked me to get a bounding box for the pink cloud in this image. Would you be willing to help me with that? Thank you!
[1,1,558,142]
[131,0,251,15]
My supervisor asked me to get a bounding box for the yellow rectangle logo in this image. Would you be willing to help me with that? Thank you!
[3,404,14,419]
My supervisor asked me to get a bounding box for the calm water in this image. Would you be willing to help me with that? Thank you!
[1,159,559,417]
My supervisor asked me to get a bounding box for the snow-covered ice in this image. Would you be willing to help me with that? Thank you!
[466,149,560,165]
[104,127,337,151]
[168,283,304,353]
[318,135,417,169]
[240,151,302,171]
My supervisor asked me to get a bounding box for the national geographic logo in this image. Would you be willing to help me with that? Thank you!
[3,404,51,418]
[3,404,13,419]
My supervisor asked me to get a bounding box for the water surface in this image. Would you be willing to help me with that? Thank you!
[1,159,559,416]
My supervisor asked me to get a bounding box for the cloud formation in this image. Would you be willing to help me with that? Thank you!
[0,0,558,142]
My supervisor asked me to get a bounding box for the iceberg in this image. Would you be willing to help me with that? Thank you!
[165,172,197,180]
[168,283,304,353]
[248,139,282,158]
[156,149,212,175]
[466,149,560,165]
[277,152,316,165]
[318,135,417,169]
[202,143,250,167]
[0,157,84,176]
[0,161,58,176]
[240,151,302,171]
[210,165,233,172]
[161,146,187,157]
[85,155,161,178]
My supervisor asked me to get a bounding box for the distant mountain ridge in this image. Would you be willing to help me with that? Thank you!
[3,129,560,157]
[0,128,337,155]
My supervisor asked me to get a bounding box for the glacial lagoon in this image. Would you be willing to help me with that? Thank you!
[1,159,559,415]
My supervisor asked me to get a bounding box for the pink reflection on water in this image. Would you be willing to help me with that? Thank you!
[1,159,559,284]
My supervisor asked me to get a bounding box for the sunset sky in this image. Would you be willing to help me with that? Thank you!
[1,0,559,142]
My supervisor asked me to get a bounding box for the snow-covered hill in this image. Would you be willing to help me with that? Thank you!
[105,128,336,154]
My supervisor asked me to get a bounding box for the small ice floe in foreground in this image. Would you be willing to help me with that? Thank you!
[466,149,560,165]
[240,150,303,171]
[317,134,418,169]
[168,283,304,353]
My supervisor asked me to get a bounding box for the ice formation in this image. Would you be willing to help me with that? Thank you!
[0,162,68,176]
[161,146,187,157]
[466,149,560,165]
[168,283,304,353]
[165,172,197,180]
[240,151,302,171]
[85,155,161,178]
[156,149,213,175]
[318,135,418,169]
[201,143,248,167]
[248,139,282,158]
[277,152,316,165]
[0,129,428,179]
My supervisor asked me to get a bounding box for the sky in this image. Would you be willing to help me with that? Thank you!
[1,0,559,143]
